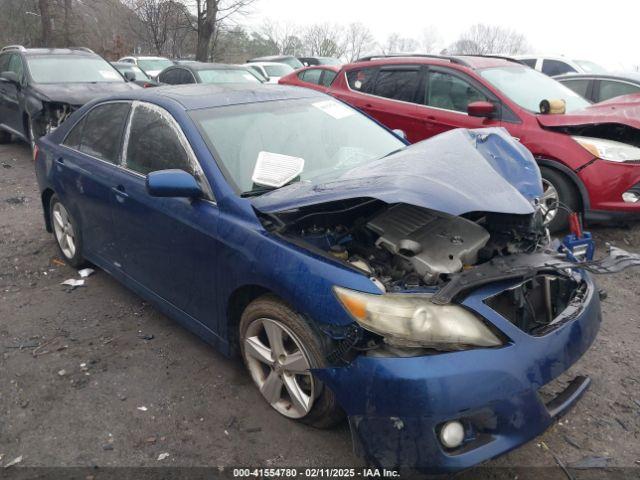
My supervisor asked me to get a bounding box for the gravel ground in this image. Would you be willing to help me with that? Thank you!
[1,141,639,479]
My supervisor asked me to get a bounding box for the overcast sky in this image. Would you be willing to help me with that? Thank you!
[245,0,637,70]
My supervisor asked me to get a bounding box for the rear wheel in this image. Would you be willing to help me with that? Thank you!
[540,167,579,233]
[240,295,344,428]
[50,195,85,268]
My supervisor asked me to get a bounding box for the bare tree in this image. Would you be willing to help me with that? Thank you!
[450,23,529,55]
[302,23,345,58]
[258,19,302,55]
[343,22,374,62]
[379,33,419,55]
[38,0,53,46]
[421,26,441,54]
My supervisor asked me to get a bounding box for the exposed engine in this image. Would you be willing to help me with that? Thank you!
[270,198,548,291]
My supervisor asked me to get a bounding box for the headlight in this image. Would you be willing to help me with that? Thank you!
[572,136,640,162]
[333,286,503,350]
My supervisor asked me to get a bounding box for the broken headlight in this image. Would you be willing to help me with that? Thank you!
[572,136,640,162]
[333,286,503,350]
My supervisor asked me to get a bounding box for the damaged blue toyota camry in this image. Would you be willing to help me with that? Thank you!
[33,84,640,473]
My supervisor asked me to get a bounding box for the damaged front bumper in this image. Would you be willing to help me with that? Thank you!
[315,266,612,472]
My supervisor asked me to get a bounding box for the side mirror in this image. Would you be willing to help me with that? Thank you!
[392,129,407,140]
[0,71,19,85]
[123,71,136,82]
[146,169,203,198]
[467,101,496,118]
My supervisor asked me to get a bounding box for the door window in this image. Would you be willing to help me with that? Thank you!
[561,79,590,98]
[425,71,488,112]
[520,58,537,68]
[372,69,420,103]
[78,103,131,163]
[320,70,337,87]
[7,54,24,80]
[597,80,640,102]
[346,68,376,93]
[0,54,10,72]
[178,68,196,84]
[123,103,194,176]
[541,59,576,76]
[159,68,180,84]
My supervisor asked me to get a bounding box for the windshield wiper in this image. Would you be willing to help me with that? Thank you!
[240,186,276,198]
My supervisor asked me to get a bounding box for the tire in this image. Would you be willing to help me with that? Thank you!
[49,194,86,268]
[540,167,579,233]
[239,294,344,429]
[0,128,11,144]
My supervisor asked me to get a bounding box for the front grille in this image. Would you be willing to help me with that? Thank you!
[484,275,588,336]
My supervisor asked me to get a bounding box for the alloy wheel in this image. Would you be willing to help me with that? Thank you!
[243,318,315,419]
[52,202,77,259]
[540,178,560,225]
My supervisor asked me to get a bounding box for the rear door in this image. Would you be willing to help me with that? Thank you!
[414,66,501,140]
[0,53,25,134]
[55,101,131,262]
[108,101,220,325]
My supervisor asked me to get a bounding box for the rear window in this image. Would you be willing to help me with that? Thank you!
[27,56,124,83]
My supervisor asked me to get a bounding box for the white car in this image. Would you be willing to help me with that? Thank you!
[245,62,295,84]
[117,56,175,79]
[515,55,607,77]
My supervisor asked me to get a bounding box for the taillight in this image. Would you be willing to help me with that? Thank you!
[143,83,152,88]
[33,144,39,162]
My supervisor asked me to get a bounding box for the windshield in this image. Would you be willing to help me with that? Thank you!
[480,65,591,113]
[574,60,607,74]
[137,58,174,72]
[264,64,294,77]
[198,68,261,84]
[280,57,304,69]
[116,64,150,81]
[191,97,405,194]
[27,56,124,83]
[317,57,341,66]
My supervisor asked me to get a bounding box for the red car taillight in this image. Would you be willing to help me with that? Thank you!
[33,144,39,162]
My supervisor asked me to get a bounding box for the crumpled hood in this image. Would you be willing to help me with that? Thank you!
[537,94,640,130]
[33,82,139,106]
[252,127,543,216]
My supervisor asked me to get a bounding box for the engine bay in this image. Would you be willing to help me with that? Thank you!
[265,198,548,292]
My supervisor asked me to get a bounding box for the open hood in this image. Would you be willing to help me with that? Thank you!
[252,127,542,216]
[33,82,139,106]
[537,94,640,130]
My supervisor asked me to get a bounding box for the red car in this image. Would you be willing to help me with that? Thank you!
[278,65,340,90]
[286,55,640,231]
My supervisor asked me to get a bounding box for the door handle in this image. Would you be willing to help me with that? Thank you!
[112,184,129,202]
[55,157,65,164]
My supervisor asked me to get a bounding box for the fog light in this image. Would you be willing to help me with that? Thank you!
[622,192,639,203]
[439,421,465,449]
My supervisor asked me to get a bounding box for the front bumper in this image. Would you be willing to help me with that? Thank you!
[315,273,601,473]
[579,159,640,216]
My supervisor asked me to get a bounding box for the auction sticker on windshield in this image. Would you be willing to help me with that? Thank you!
[99,70,120,80]
[312,100,355,119]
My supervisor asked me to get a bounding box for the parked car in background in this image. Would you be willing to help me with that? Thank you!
[34,83,640,473]
[112,62,159,88]
[556,72,640,103]
[246,62,294,84]
[117,55,174,78]
[516,55,607,76]
[157,62,262,85]
[0,45,138,150]
[324,55,640,231]
[278,65,339,89]
[298,56,341,67]
[247,55,303,70]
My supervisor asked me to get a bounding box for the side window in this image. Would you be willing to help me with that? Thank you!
[541,60,576,76]
[8,54,24,80]
[320,70,337,87]
[425,71,488,112]
[0,54,10,72]
[561,79,590,98]
[159,68,180,84]
[63,117,86,150]
[520,58,537,68]
[598,80,640,102]
[77,103,131,163]
[346,68,376,93]
[301,68,322,84]
[372,68,420,103]
[179,69,195,84]
[124,103,193,176]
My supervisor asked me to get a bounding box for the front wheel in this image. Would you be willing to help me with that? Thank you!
[239,295,344,428]
[540,167,579,233]
[50,194,85,268]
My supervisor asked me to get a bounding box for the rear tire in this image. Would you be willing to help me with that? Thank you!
[540,167,579,233]
[49,194,86,268]
[240,295,344,429]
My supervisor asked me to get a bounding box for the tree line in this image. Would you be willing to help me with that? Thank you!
[0,0,531,62]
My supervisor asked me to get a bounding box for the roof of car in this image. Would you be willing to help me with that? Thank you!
[248,55,296,62]
[349,55,518,70]
[123,56,171,60]
[555,72,640,83]
[6,47,97,57]
[108,83,324,110]
[248,61,294,68]
[170,62,252,72]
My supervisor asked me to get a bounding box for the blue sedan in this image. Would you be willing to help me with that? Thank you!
[33,84,628,472]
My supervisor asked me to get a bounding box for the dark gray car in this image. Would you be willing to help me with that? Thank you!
[556,73,640,103]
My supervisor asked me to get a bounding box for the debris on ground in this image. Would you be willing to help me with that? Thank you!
[145,437,157,444]
[33,335,67,357]
[1,162,12,168]
[569,456,611,469]
[137,333,154,341]
[540,441,573,480]
[5,196,26,205]
[78,268,95,278]
[51,258,65,266]
[102,444,114,451]
[137,406,148,411]
[157,453,170,461]
[4,456,23,468]
[563,435,581,450]
[57,369,67,377]
[61,278,85,289]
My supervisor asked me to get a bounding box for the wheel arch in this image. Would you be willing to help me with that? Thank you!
[226,284,274,354]
[41,188,56,232]
[536,158,590,212]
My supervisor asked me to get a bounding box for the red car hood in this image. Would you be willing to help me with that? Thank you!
[537,93,640,130]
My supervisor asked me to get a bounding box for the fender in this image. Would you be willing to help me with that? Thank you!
[536,157,591,211]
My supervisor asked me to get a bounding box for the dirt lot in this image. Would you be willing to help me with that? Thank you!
[1,141,639,479]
